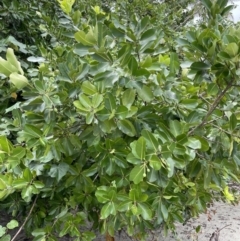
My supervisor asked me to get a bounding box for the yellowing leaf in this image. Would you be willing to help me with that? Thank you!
[9,73,29,89]
[91,6,106,15]
[0,57,18,76]
[223,186,234,202]
[6,48,24,75]
[57,0,75,14]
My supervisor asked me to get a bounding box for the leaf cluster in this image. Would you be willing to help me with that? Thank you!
[0,0,240,241]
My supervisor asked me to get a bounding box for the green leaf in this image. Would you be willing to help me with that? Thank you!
[221,5,235,17]
[79,94,92,109]
[74,31,95,46]
[57,0,75,14]
[229,113,237,131]
[137,85,153,102]
[190,62,210,71]
[117,200,132,212]
[166,157,175,178]
[6,48,23,74]
[128,56,138,75]
[86,112,94,124]
[129,165,144,184]
[218,51,231,60]
[129,188,141,201]
[0,226,6,238]
[186,137,201,149]
[224,43,239,57]
[96,108,111,121]
[12,179,28,189]
[82,81,97,95]
[105,93,116,111]
[33,181,44,189]
[140,29,156,46]
[73,100,88,114]
[122,89,136,109]
[217,0,228,9]
[23,168,33,182]
[24,124,43,138]
[149,155,161,170]
[21,185,35,202]
[142,55,152,68]
[141,130,158,152]
[49,163,69,182]
[180,99,198,110]
[32,229,46,237]
[169,120,182,137]
[0,234,11,241]
[27,56,45,63]
[117,120,136,137]
[131,204,139,215]
[223,186,234,202]
[194,136,209,151]
[0,177,7,190]
[137,203,152,220]
[207,83,219,95]
[0,190,8,201]
[126,153,142,165]
[115,106,128,119]
[9,73,29,89]
[100,202,116,219]
[0,136,13,154]
[92,93,103,108]
[135,137,146,160]
[161,202,168,220]
[204,165,212,189]
[6,220,18,230]
[201,0,212,12]
[74,43,90,57]
[169,52,179,74]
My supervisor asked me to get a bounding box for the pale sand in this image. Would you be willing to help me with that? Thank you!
[95,202,240,241]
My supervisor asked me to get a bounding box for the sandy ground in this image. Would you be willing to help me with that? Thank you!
[1,202,240,241]
[94,202,240,241]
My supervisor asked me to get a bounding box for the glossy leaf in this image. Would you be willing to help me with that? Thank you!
[169,120,182,137]
[117,119,136,137]
[190,62,210,71]
[224,43,239,57]
[100,202,117,219]
[141,130,158,152]
[81,81,97,95]
[137,85,154,102]
[129,165,145,184]
[137,203,152,220]
[149,155,161,170]
[122,89,136,109]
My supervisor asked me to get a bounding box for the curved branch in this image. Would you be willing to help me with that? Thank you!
[188,79,234,135]
[11,195,38,241]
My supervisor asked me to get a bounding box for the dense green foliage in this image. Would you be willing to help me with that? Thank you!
[0,0,240,240]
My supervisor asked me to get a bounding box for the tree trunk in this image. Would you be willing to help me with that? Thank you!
[106,233,115,241]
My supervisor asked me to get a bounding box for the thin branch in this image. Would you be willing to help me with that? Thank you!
[209,224,231,241]
[188,79,234,135]
[11,195,38,241]
[211,123,239,138]
[218,224,231,231]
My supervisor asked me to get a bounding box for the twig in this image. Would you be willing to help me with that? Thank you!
[209,224,231,241]
[188,79,234,135]
[11,195,38,241]
[211,123,239,138]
